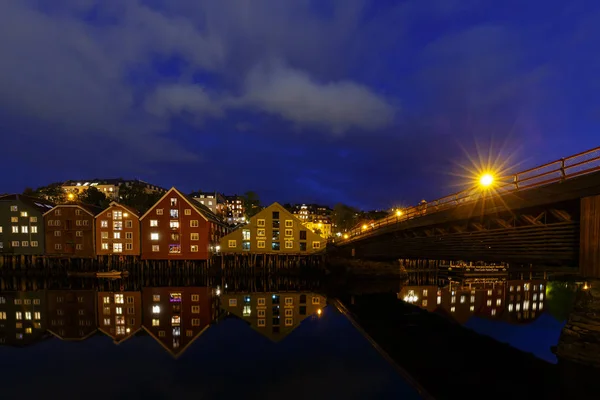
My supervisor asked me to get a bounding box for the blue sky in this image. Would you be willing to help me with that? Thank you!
[0,0,598,209]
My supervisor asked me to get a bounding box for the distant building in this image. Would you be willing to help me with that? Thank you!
[304,219,333,238]
[62,179,166,201]
[289,204,332,222]
[46,290,97,340]
[224,195,245,224]
[219,202,326,254]
[0,194,54,255]
[189,191,226,217]
[97,291,143,343]
[95,202,141,256]
[221,292,325,342]
[43,203,104,258]
[0,290,48,346]
[142,287,215,358]
[140,188,229,260]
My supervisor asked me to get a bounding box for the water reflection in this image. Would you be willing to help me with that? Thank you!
[400,276,547,325]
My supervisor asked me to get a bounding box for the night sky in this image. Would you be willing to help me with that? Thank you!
[1,1,598,209]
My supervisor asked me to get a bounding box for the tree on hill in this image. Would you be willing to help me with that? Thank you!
[332,203,360,232]
[29,183,66,204]
[118,183,163,214]
[79,187,109,208]
[243,191,261,219]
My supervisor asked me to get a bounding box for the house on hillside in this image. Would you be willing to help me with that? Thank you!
[219,202,326,254]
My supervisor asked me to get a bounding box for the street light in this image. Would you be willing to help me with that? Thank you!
[395,209,402,217]
[479,173,494,188]
[67,193,75,201]
[362,224,368,230]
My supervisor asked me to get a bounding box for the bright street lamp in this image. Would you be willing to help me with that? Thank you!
[479,173,494,188]
[395,209,402,217]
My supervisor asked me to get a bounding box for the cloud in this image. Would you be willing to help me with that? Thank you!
[144,84,223,120]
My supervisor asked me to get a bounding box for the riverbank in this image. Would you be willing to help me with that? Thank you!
[326,256,407,277]
[554,280,600,368]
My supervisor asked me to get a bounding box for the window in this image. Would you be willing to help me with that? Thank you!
[123,220,132,228]
[76,231,82,237]
[184,209,191,215]
[31,226,38,233]
[12,226,19,233]
[228,299,237,306]
[101,243,109,250]
[16,311,22,320]
[312,297,320,305]
[104,318,111,326]
[113,243,123,253]
[170,209,179,218]
[300,230,307,240]
[272,230,280,241]
[496,298,502,306]
[272,242,280,251]
[191,233,199,241]
[152,245,159,252]
[190,220,199,227]
[192,306,200,313]
[170,221,179,229]
[10,205,18,211]
[257,240,265,249]
[20,211,28,217]
[257,228,265,237]
[75,209,82,216]
[312,241,321,249]
[116,307,123,314]
[285,220,293,228]
[156,209,163,215]
[125,232,133,239]
[30,216,37,223]
[150,220,158,227]
[54,231,61,237]
[242,229,250,240]
[285,241,293,249]
[151,233,159,240]
[272,211,280,220]
[191,319,200,326]
[113,211,122,220]
[169,244,181,254]
[76,220,82,226]
[170,198,177,207]
[11,217,18,223]
[113,221,123,230]
[101,220,108,228]
[55,244,62,250]
[299,242,307,251]
[12,241,19,247]
[75,244,82,250]
[55,209,61,216]
[228,240,237,248]
[285,318,293,326]
[191,245,198,252]
[257,219,265,227]
[21,241,29,247]
[113,232,121,239]
[152,319,160,326]
[285,229,293,237]
[21,226,28,233]
[257,319,266,327]
[31,241,38,247]
[285,297,293,306]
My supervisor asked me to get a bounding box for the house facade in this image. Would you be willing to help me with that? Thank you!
[95,202,141,256]
[220,203,326,254]
[140,188,228,260]
[97,291,143,343]
[0,194,54,255]
[44,203,103,258]
[190,191,226,217]
[141,287,214,357]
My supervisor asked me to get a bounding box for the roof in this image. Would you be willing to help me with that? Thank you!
[140,187,226,226]
[43,202,105,217]
[0,194,55,212]
[96,201,140,219]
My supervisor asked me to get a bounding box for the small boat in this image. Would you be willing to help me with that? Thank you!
[96,270,129,278]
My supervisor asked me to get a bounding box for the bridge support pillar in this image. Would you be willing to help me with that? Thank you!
[580,195,600,278]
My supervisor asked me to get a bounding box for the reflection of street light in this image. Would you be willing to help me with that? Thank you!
[362,224,368,230]
[479,173,494,188]
[343,234,349,239]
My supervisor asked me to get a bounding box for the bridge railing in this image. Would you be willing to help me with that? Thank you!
[339,146,600,243]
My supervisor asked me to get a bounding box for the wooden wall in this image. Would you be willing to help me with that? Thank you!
[580,195,600,278]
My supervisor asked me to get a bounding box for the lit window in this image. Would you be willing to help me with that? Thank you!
[150,233,159,240]
[34,312,40,320]
[16,311,22,320]
[311,297,320,305]
[156,209,163,215]
[103,296,110,304]
[101,220,108,228]
[185,209,191,215]
[285,241,293,249]
[21,226,28,233]
[470,295,475,303]
[285,229,293,237]
[191,245,198,252]
[228,240,237,248]
[257,219,265,227]
[229,299,237,307]
[116,307,123,314]
[450,307,456,313]
[25,311,32,320]
[104,318,111,326]
[491,309,497,316]
[113,221,123,231]
[152,245,159,252]
[422,300,428,307]
[451,296,456,304]
[113,211,122,220]
[11,217,18,223]
[170,221,179,229]
[190,220,199,227]
[508,304,514,312]
[12,226,19,233]
[150,220,158,227]
[20,211,28,217]
[170,198,177,207]
[487,289,492,296]
[113,243,123,253]
[169,244,181,254]
[487,300,492,306]
[113,232,120,239]
[437,296,441,305]
[152,319,160,326]
[533,293,538,301]
[496,299,502,306]
[101,243,109,250]
[76,231,82,237]
[257,229,265,237]
[312,241,321,249]
[76,244,82,250]
[170,209,179,218]
[152,305,160,314]
[10,205,18,211]
[539,293,544,301]
[285,220,293,228]
[153,295,160,301]
[257,240,265,249]
[114,294,124,304]
[469,305,474,312]
[460,295,465,304]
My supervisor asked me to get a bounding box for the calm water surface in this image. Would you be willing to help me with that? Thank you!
[0,272,578,399]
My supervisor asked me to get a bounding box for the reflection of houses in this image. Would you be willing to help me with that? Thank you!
[47,290,97,340]
[97,291,142,343]
[0,291,47,346]
[142,287,214,358]
[399,278,545,325]
[221,292,325,342]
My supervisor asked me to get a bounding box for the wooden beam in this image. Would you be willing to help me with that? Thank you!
[550,209,572,222]
[471,222,486,231]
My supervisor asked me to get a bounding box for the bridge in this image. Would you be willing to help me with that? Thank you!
[334,146,600,278]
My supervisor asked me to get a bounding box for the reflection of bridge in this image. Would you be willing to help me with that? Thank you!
[335,147,600,278]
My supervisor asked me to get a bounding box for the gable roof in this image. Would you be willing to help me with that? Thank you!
[0,194,55,212]
[140,187,225,225]
[95,201,140,219]
[141,325,210,359]
[42,202,105,217]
